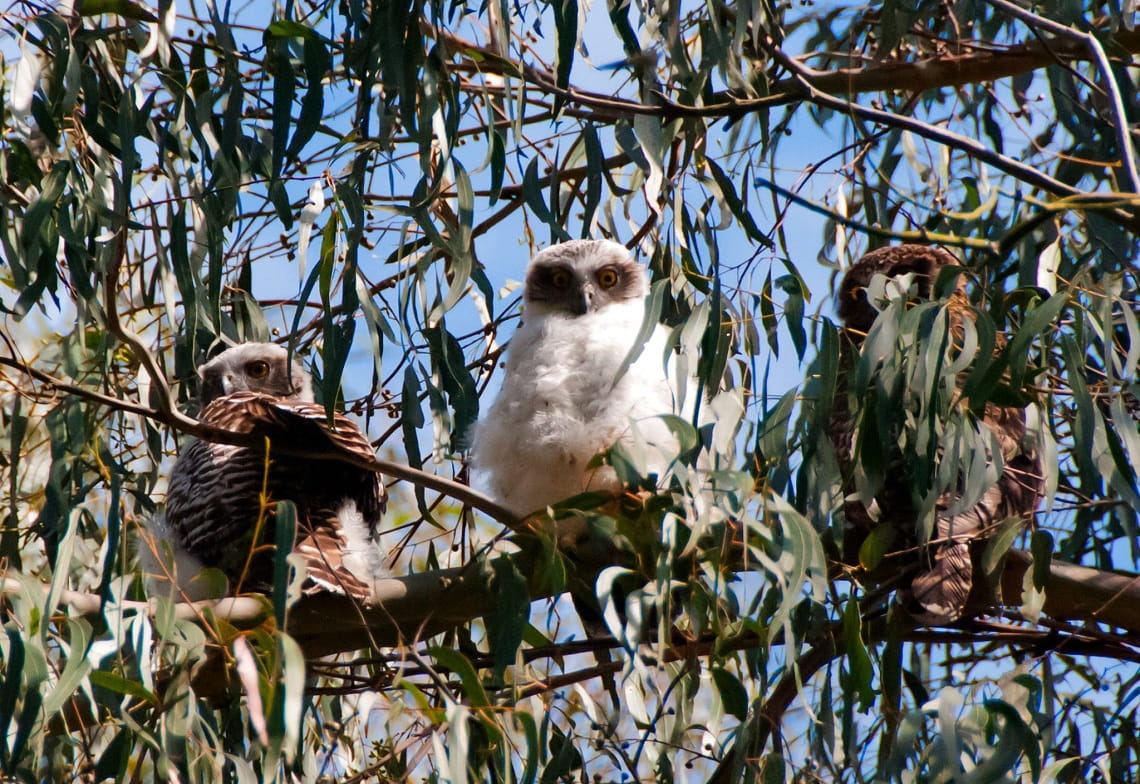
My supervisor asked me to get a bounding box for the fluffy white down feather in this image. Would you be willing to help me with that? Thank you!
[474,296,689,516]
[327,501,390,598]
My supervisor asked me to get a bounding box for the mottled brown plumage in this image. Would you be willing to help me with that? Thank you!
[154,343,387,601]
[829,245,1043,623]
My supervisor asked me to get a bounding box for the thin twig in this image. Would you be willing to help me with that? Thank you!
[985,0,1140,192]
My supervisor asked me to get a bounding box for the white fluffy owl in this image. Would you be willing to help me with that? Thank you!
[474,240,691,517]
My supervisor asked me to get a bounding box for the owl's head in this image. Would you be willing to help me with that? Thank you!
[523,239,648,317]
[198,342,314,405]
[838,244,960,336]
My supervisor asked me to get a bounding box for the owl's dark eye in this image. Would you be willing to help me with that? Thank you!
[246,360,271,379]
[596,267,619,288]
[550,269,573,288]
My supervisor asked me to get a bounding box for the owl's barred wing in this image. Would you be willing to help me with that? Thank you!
[914,482,1004,623]
[200,392,377,466]
[296,528,372,596]
[913,453,1044,623]
[199,392,388,528]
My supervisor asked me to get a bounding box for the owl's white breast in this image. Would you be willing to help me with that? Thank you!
[474,299,684,515]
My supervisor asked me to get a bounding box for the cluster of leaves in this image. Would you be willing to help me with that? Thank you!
[1,0,1140,781]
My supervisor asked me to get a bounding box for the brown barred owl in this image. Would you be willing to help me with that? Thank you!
[830,245,1043,623]
[143,343,388,602]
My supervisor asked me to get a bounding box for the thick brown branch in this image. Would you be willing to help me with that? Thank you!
[432,21,1140,121]
[9,541,1140,662]
[1000,549,1140,633]
[755,29,1140,104]
[757,37,1088,202]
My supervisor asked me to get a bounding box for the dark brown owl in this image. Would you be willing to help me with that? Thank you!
[144,343,388,602]
[829,245,1043,623]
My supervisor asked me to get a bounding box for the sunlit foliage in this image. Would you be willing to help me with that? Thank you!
[1,0,1139,781]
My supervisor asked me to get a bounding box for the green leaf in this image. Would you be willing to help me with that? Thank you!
[3,630,47,772]
[842,596,875,712]
[286,33,331,160]
[581,124,604,232]
[540,724,583,783]
[21,160,70,249]
[980,517,1024,583]
[711,667,749,721]
[973,700,1040,781]
[704,158,771,248]
[279,634,306,763]
[487,556,528,683]
[400,366,425,466]
[760,273,778,355]
[429,647,489,707]
[488,129,506,205]
[1004,291,1068,387]
[775,273,807,361]
[522,157,571,242]
[551,0,578,115]
[273,501,297,627]
[515,711,540,784]
[858,524,894,572]
[265,19,315,39]
[89,671,158,704]
[267,37,295,179]
[93,729,132,782]
[0,631,25,766]
[424,324,479,446]
[42,619,93,717]
[77,0,158,21]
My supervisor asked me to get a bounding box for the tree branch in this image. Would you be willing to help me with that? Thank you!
[756,37,1089,202]
[432,21,1140,122]
[999,549,1140,633]
[8,543,1139,662]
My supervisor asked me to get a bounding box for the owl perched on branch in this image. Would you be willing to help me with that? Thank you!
[473,239,697,658]
[144,343,388,602]
[473,239,692,520]
[829,245,1043,624]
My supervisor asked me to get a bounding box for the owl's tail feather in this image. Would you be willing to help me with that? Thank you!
[296,502,388,602]
[910,540,973,624]
[910,476,1012,624]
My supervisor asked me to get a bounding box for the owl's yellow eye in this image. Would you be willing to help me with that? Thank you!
[247,360,271,379]
[596,267,619,288]
[550,269,573,288]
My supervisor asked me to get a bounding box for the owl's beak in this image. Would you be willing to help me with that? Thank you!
[222,374,235,395]
[574,283,596,315]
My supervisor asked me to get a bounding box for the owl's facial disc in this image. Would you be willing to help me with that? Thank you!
[573,266,621,314]
[523,240,648,317]
[524,263,587,315]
